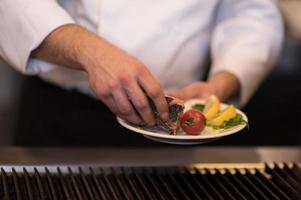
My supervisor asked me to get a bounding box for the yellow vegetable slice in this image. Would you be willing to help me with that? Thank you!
[203,95,220,120]
[207,105,236,126]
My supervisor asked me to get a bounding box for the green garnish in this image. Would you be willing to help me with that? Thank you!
[192,103,205,112]
[184,118,194,126]
[208,113,249,130]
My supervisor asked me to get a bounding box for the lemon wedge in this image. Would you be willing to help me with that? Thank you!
[207,105,236,126]
[203,95,220,120]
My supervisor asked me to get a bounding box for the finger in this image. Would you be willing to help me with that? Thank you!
[138,72,169,122]
[112,89,142,124]
[172,84,200,101]
[168,88,191,100]
[167,91,186,100]
[123,80,156,126]
[100,95,119,114]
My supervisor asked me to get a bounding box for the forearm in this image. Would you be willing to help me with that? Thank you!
[210,0,282,106]
[207,71,240,102]
[31,24,102,72]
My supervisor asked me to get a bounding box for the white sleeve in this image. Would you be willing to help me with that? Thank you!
[0,0,75,74]
[210,0,283,106]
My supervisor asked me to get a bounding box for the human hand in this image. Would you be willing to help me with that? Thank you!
[30,24,169,125]
[31,24,169,126]
[168,82,215,101]
[168,71,240,102]
[81,40,169,126]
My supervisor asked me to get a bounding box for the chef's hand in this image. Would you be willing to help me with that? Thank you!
[169,71,240,102]
[82,42,169,125]
[31,24,169,125]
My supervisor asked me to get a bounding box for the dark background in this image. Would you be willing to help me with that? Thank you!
[0,1,300,146]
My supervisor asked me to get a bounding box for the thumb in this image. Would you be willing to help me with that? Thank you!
[167,89,188,101]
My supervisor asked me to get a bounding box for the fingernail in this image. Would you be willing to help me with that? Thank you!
[161,112,169,121]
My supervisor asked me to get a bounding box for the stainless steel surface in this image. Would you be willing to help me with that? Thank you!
[0,147,299,166]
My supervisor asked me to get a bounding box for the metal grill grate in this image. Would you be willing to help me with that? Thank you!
[0,163,300,200]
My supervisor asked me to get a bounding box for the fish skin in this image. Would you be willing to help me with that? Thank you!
[147,96,184,135]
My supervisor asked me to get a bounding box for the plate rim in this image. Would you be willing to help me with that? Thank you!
[117,99,248,140]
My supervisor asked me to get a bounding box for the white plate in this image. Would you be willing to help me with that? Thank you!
[117,99,248,145]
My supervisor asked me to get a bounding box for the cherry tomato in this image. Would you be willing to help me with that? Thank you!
[180,109,206,135]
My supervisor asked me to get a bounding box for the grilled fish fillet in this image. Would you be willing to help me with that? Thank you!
[148,96,184,135]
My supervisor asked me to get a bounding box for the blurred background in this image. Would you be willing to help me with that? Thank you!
[0,1,301,146]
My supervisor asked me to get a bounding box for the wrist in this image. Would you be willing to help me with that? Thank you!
[75,31,105,74]
[207,71,240,102]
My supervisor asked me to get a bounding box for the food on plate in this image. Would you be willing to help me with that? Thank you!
[207,110,247,130]
[140,95,247,136]
[192,103,205,112]
[147,96,184,135]
[180,109,206,135]
[207,105,236,126]
[191,95,248,131]
[180,95,248,135]
[117,95,248,141]
[203,95,220,120]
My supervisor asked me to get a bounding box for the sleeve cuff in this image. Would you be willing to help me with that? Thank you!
[210,18,283,107]
[209,45,275,107]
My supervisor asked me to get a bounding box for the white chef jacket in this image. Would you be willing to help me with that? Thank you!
[0,0,283,106]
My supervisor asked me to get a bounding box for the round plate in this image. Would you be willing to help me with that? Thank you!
[117,99,248,145]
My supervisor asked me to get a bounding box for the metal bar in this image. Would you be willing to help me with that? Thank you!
[12,168,22,200]
[266,165,301,200]
[245,169,281,200]
[284,164,301,184]
[41,171,52,200]
[194,168,225,200]
[274,164,301,194]
[45,167,58,200]
[107,171,124,199]
[72,169,89,200]
[132,168,155,200]
[98,168,119,200]
[29,170,41,200]
[184,168,214,200]
[165,168,190,200]
[236,169,269,200]
[65,168,79,200]
[292,163,301,177]
[52,171,66,200]
[143,168,166,200]
[23,168,34,200]
[79,168,99,200]
[154,168,177,200]
[254,169,291,200]
[1,168,9,200]
[89,168,107,200]
[122,168,145,200]
[215,169,247,200]
[205,169,236,200]
[57,167,73,200]
[111,168,131,200]
[34,168,47,200]
[224,169,258,200]
[0,170,3,199]
[68,167,84,200]
[120,172,136,200]
[175,169,202,200]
